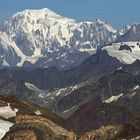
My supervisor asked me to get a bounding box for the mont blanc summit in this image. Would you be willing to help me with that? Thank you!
[0,8,117,69]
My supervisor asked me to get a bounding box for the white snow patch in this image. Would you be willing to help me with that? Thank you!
[2,59,10,67]
[71,85,79,91]
[117,67,122,70]
[0,103,18,119]
[63,106,76,113]
[35,110,41,115]
[26,48,42,64]
[39,94,44,98]
[25,82,49,99]
[0,119,13,140]
[51,97,54,100]
[79,48,96,55]
[129,92,137,97]
[56,89,64,96]
[25,82,46,93]
[133,85,139,90]
[25,82,38,90]
[104,93,123,104]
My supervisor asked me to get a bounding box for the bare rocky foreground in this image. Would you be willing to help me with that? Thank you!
[0,96,139,140]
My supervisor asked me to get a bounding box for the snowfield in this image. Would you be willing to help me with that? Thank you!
[0,103,18,119]
[102,42,140,64]
[0,119,13,140]
[103,93,123,103]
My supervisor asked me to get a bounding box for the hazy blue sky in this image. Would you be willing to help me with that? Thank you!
[0,0,140,29]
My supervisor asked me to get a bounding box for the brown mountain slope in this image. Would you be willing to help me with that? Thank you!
[0,95,66,127]
[0,95,140,140]
[79,117,140,140]
[2,115,76,140]
[0,96,76,140]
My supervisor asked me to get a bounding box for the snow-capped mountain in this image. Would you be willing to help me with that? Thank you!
[102,42,140,64]
[117,25,131,36]
[0,8,117,69]
[117,24,140,42]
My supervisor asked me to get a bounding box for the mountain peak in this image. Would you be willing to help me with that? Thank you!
[12,7,63,19]
[95,19,117,33]
[96,19,104,23]
[0,8,117,69]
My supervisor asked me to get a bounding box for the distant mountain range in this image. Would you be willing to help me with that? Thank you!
[0,8,117,69]
[0,8,140,70]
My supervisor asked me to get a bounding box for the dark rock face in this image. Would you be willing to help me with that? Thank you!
[68,100,132,134]
[56,70,137,113]
[119,44,132,52]
[22,49,90,70]
[62,62,140,134]
[0,77,33,97]
[0,50,122,90]
[122,60,140,75]
[3,130,38,140]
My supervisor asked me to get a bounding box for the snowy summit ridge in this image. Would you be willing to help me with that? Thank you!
[0,7,135,69]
